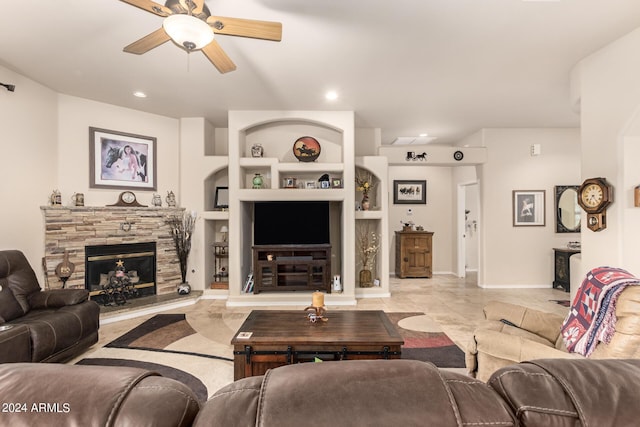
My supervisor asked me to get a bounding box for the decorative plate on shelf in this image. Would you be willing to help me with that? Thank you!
[293,136,321,162]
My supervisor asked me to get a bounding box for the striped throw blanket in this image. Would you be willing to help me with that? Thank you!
[561,266,640,357]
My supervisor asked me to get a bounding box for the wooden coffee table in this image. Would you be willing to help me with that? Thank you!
[231,310,404,380]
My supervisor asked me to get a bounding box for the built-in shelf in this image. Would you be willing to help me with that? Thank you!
[276,162,344,173]
[201,210,230,220]
[236,188,346,201]
[355,210,384,219]
[239,157,279,167]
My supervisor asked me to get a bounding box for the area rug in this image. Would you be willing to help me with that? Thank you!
[386,312,466,368]
[75,313,235,402]
[76,311,465,401]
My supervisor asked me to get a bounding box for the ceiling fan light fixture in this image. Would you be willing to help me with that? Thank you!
[163,14,214,51]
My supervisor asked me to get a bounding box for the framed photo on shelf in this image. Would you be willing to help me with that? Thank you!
[89,127,157,190]
[283,177,297,188]
[305,181,317,189]
[214,186,229,209]
[332,178,342,188]
[393,180,426,204]
[513,190,545,226]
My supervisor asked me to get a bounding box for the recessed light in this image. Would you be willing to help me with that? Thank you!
[419,133,428,137]
[133,91,147,98]
[325,91,338,101]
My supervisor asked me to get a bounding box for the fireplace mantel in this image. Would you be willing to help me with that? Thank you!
[42,206,185,295]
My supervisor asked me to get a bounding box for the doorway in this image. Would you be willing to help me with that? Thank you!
[457,182,479,279]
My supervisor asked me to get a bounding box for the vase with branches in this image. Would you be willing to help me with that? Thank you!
[166,211,197,289]
[355,171,377,210]
[356,222,381,287]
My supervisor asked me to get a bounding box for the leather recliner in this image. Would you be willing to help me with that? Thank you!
[0,250,100,363]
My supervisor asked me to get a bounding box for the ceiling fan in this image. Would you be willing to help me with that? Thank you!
[120,0,282,73]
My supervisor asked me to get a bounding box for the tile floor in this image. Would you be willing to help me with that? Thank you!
[92,273,572,353]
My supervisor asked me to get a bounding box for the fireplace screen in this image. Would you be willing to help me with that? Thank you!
[85,242,156,304]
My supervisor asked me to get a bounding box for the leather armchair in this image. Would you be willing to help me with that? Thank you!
[0,250,100,363]
[466,286,640,381]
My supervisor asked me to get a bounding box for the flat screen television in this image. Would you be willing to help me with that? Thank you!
[254,201,330,245]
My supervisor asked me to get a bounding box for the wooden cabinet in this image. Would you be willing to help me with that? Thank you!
[252,245,331,294]
[395,231,433,278]
[553,248,580,292]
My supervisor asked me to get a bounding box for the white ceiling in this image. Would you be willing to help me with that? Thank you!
[1,0,640,145]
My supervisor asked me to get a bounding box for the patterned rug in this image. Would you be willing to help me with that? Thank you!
[76,312,465,401]
[386,312,466,368]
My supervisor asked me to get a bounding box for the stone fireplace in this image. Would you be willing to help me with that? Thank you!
[42,206,184,296]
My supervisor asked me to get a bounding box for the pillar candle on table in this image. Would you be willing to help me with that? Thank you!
[312,291,324,307]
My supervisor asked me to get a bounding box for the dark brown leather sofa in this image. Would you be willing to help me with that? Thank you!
[0,250,99,363]
[1,358,638,426]
[197,358,640,427]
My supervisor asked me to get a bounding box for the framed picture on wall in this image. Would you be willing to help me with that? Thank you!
[393,180,427,204]
[89,127,157,190]
[513,190,546,226]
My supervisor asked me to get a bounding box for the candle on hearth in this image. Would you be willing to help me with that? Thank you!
[312,291,324,308]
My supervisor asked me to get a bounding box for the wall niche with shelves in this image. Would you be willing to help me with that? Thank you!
[204,167,229,212]
[228,111,356,305]
[354,157,389,298]
[243,121,343,163]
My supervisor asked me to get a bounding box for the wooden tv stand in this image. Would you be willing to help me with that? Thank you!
[252,244,331,294]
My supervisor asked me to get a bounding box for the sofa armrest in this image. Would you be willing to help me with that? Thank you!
[0,324,31,363]
[467,328,580,381]
[489,359,640,426]
[29,289,89,309]
[483,301,565,343]
[474,328,579,363]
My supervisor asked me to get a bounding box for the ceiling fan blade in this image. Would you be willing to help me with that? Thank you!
[206,16,282,41]
[123,28,171,54]
[202,40,237,73]
[119,0,172,17]
[191,0,205,14]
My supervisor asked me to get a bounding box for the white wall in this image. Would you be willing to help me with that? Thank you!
[475,128,581,288]
[57,94,180,207]
[575,27,640,277]
[0,65,58,274]
[0,75,181,285]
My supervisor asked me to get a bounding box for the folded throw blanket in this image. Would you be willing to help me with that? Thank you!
[561,266,640,356]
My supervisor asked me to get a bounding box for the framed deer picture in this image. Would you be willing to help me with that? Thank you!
[513,190,545,226]
[89,127,157,190]
[393,180,426,204]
